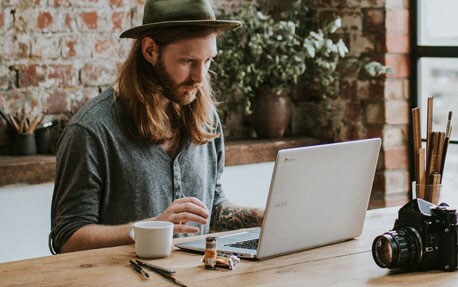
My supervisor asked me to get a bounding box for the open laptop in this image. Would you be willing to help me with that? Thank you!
[175,138,381,259]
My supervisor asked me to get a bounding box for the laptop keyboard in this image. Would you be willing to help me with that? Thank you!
[225,238,259,250]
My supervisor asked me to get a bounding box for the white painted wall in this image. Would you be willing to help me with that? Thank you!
[0,162,273,263]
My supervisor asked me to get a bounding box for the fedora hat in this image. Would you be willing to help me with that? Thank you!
[119,0,242,39]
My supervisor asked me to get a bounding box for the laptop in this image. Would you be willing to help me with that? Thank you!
[175,138,381,259]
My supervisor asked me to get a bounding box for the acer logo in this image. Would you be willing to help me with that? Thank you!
[274,201,288,208]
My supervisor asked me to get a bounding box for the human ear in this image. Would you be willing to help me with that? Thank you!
[142,36,158,65]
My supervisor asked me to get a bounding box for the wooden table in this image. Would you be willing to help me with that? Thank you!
[1,207,457,286]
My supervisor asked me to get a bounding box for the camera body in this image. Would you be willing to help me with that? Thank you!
[372,199,458,271]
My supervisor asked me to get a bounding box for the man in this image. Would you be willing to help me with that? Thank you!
[49,0,264,254]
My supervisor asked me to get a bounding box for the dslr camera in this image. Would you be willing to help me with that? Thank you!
[372,198,458,271]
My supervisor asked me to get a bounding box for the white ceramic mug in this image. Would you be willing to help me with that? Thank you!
[129,221,174,259]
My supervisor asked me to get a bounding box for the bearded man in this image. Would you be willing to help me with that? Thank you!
[50,0,264,253]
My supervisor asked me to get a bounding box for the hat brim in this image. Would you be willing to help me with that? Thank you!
[119,20,242,39]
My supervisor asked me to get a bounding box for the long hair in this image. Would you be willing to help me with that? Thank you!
[116,26,221,144]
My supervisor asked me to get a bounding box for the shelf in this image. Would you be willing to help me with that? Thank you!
[0,137,322,186]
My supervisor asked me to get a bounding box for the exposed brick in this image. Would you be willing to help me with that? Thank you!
[12,8,38,32]
[364,8,385,32]
[118,39,135,62]
[45,89,70,114]
[0,11,4,30]
[110,0,124,7]
[47,65,78,88]
[340,78,357,100]
[61,36,91,59]
[31,35,60,59]
[384,169,409,195]
[384,78,404,99]
[78,11,98,31]
[348,34,374,56]
[340,11,363,33]
[94,38,118,58]
[359,0,386,8]
[368,79,385,99]
[366,101,385,124]
[342,100,363,123]
[70,0,104,7]
[80,63,117,86]
[3,0,43,7]
[338,122,367,141]
[385,99,409,125]
[385,146,409,169]
[0,33,30,61]
[112,11,130,31]
[0,65,16,90]
[386,0,409,9]
[131,6,144,27]
[17,65,46,87]
[385,54,410,78]
[386,9,409,34]
[382,125,407,147]
[51,0,72,6]
[37,11,53,30]
[70,87,99,113]
[386,33,410,53]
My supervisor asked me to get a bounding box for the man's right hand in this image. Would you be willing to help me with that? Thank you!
[153,197,209,234]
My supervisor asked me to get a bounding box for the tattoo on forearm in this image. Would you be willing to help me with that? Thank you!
[210,203,263,232]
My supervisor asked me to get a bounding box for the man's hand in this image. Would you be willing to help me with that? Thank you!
[153,197,209,234]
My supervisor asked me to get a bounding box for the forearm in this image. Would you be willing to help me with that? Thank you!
[210,202,264,232]
[60,223,133,253]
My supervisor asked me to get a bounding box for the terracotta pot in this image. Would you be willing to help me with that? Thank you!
[251,88,292,139]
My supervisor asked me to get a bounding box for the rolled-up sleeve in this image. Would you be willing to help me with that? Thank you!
[49,124,105,253]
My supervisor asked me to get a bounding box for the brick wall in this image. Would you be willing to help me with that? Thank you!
[295,0,411,208]
[0,0,411,207]
[0,0,144,153]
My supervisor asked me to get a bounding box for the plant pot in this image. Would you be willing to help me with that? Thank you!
[251,88,292,139]
[12,133,37,156]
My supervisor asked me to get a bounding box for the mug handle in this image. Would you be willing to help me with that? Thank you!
[128,224,135,241]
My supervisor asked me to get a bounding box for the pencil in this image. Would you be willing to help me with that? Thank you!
[412,108,422,183]
[417,148,426,199]
[129,260,149,279]
[440,126,452,183]
[426,97,433,162]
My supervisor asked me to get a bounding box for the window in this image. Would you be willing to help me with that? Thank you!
[413,0,458,205]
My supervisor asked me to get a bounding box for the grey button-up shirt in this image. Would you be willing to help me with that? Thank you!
[50,88,226,253]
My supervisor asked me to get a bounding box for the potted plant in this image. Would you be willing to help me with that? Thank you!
[213,5,307,138]
[212,1,393,139]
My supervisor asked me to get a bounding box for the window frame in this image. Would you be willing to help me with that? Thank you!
[411,0,458,143]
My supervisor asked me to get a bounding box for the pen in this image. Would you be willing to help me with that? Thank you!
[151,268,188,287]
[129,260,149,279]
[135,260,176,274]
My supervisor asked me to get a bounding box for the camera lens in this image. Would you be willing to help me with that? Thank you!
[372,227,423,269]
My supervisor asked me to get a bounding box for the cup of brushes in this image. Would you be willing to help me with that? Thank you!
[411,97,453,204]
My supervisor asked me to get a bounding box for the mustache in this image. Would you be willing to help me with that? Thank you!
[180,80,201,89]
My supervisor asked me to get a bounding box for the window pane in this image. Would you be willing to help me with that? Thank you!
[418,57,458,199]
[419,0,458,46]
[418,58,458,141]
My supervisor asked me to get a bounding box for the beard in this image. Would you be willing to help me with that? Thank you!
[153,55,201,106]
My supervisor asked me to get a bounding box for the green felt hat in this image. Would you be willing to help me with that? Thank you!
[119,0,242,39]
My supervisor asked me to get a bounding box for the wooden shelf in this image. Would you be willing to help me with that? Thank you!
[0,137,322,186]
[225,137,322,166]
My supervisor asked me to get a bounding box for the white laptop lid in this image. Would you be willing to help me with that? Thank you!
[256,138,381,259]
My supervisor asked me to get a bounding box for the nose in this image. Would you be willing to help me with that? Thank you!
[190,63,206,84]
